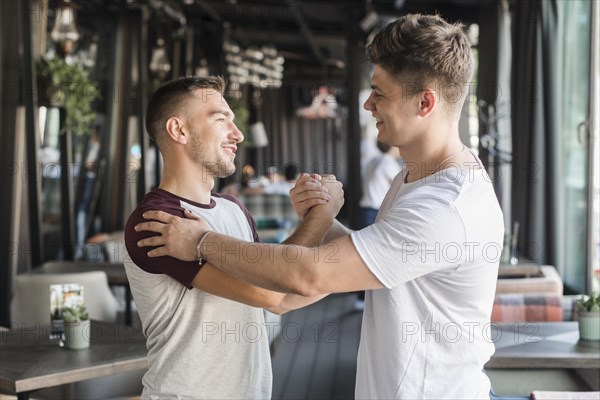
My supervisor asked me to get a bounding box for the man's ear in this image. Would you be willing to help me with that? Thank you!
[165,117,188,145]
[417,89,437,117]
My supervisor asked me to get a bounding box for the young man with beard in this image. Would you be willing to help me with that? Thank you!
[137,14,504,399]
[124,76,343,399]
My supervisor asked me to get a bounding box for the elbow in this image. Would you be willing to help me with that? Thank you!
[266,306,288,315]
[260,292,285,309]
[294,281,320,298]
[288,259,322,297]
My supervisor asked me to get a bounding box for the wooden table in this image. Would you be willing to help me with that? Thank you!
[487,322,600,369]
[0,321,147,400]
[498,263,542,278]
[29,261,135,325]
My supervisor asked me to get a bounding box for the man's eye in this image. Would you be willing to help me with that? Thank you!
[217,118,226,122]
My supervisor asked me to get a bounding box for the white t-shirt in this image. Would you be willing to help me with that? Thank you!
[351,156,504,399]
[360,153,403,209]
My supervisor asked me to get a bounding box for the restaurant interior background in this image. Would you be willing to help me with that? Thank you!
[0,0,598,398]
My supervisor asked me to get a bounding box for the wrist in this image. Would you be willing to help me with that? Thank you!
[306,206,334,225]
[195,231,213,266]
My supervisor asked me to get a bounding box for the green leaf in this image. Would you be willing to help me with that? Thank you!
[61,304,89,322]
[36,56,101,136]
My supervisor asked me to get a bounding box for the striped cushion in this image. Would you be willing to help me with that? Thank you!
[491,294,563,322]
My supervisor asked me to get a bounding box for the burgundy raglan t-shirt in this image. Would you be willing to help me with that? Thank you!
[123,188,272,399]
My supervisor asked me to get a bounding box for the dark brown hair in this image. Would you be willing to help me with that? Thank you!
[367,14,473,112]
[145,76,225,145]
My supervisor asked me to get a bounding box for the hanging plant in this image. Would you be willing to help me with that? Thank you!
[37,56,100,135]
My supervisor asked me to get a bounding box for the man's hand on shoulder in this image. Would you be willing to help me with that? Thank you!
[135,210,209,261]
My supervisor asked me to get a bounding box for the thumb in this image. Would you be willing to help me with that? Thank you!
[183,209,200,220]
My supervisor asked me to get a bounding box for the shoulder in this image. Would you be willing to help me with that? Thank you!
[125,190,185,242]
[213,193,260,242]
[124,189,189,273]
[213,192,246,208]
[399,169,469,208]
[382,179,466,237]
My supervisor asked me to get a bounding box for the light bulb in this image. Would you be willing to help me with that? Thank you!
[149,39,171,80]
[50,1,80,54]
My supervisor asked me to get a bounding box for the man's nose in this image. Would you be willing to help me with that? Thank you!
[363,93,375,111]
[231,122,244,143]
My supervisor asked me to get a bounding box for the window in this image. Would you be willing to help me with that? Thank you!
[557,0,594,293]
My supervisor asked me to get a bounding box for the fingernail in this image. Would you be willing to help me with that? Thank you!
[323,187,329,193]
[134,225,139,231]
[137,241,141,246]
[326,195,331,200]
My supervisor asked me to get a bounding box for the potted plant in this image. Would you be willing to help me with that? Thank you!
[575,294,600,341]
[62,303,90,349]
[36,55,99,135]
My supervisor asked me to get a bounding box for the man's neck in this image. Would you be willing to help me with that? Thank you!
[159,162,215,205]
[400,129,466,183]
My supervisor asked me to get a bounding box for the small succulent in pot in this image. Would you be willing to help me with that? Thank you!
[576,293,600,341]
[576,294,600,313]
[62,303,89,323]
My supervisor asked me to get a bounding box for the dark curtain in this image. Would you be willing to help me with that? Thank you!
[477,0,513,228]
[0,0,19,327]
[510,0,559,267]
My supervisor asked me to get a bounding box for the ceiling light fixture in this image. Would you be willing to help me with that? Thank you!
[50,0,81,55]
[149,37,171,80]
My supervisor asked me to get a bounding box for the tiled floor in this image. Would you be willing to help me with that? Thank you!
[271,293,363,400]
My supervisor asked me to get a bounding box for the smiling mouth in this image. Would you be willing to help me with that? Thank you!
[223,145,237,156]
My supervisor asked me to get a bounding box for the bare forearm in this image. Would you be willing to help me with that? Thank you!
[284,205,335,248]
[191,263,285,308]
[200,210,333,295]
[201,233,316,294]
[266,293,329,315]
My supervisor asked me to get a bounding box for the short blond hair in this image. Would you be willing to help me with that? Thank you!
[367,14,473,113]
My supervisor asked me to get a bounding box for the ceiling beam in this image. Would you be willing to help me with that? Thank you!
[285,0,324,64]
[233,28,346,48]
[191,0,222,22]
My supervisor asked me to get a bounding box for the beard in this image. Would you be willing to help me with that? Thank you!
[189,131,236,178]
[205,160,236,178]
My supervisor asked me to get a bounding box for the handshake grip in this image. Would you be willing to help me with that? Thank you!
[290,173,344,221]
